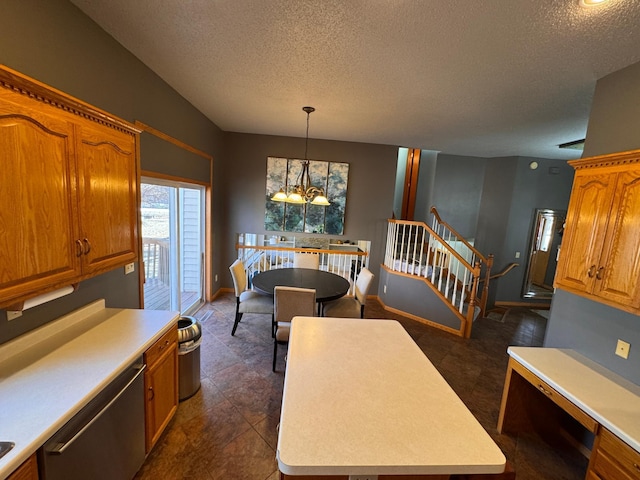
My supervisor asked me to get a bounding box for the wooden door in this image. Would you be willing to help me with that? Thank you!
[144,344,178,452]
[0,92,81,307]
[595,168,640,308]
[76,122,138,275]
[554,170,616,294]
[400,148,421,220]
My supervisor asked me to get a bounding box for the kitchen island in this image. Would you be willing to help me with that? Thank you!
[0,300,178,479]
[277,317,506,479]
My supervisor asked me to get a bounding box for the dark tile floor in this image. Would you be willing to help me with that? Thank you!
[134,293,588,480]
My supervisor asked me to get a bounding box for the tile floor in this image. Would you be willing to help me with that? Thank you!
[134,293,588,480]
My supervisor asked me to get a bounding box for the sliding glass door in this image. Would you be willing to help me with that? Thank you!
[141,178,205,314]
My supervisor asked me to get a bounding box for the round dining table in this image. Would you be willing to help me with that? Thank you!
[251,268,351,303]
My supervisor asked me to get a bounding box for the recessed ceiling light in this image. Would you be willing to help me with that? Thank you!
[579,0,609,7]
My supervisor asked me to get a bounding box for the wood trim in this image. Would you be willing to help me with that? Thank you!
[569,149,640,170]
[136,132,144,308]
[381,264,472,337]
[377,293,463,337]
[236,244,369,257]
[134,120,213,161]
[140,170,210,187]
[430,206,489,264]
[401,148,421,220]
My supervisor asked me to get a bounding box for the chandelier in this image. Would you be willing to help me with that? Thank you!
[271,106,330,206]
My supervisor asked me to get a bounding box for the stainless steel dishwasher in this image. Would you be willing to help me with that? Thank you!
[39,358,146,480]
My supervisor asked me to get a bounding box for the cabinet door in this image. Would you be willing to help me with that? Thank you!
[595,169,640,308]
[144,344,178,452]
[76,122,138,274]
[555,170,616,294]
[0,93,81,307]
[6,453,38,480]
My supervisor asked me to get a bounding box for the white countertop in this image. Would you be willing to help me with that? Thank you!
[0,300,179,479]
[508,347,640,453]
[277,317,506,476]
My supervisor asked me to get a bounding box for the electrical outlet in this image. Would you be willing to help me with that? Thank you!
[616,339,630,359]
[383,284,387,294]
[349,476,378,480]
[215,274,219,283]
[124,262,135,275]
[515,251,521,259]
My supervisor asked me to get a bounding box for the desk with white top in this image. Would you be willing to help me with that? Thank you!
[276,317,506,479]
[498,347,640,480]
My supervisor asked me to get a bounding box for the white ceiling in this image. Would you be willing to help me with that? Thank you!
[70,0,640,160]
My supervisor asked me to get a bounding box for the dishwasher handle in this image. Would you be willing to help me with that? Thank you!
[47,364,146,455]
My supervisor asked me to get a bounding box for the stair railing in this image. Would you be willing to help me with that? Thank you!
[235,244,369,296]
[385,219,482,337]
[430,206,493,316]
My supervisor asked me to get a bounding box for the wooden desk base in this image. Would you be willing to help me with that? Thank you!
[498,357,597,460]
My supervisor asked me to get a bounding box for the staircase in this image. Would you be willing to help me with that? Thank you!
[383,207,493,338]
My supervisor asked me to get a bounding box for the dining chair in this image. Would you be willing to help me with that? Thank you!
[273,286,316,372]
[229,259,275,336]
[293,252,319,269]
[322,267,374,318]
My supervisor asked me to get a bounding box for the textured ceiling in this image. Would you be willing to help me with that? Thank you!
[69,0,640,160]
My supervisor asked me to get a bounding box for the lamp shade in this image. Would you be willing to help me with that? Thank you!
[311,194,330,206]
[271,188,288,202]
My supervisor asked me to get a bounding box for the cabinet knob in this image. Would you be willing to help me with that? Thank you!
[75,239,84,257]
[538,384,552,397]
[82,238,91,255]
[596,266,604,280]
[587,265,596,278]
[148,386,154,400]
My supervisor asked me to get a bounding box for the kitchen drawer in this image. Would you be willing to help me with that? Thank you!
[144,327,177,367]
[590,427,640,480]
[510,359,598,433]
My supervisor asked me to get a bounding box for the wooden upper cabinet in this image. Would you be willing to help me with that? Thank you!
[0,65,140,309]
[596,168,640,308]
[555,150,640,314]
[76,121,138,274]
[0,90,82,302]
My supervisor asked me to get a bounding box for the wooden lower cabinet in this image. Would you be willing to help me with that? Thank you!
[588,428,640,480]
[7,454,38,480]
[144,326,178,452]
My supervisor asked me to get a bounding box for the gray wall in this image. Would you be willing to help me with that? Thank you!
[474,157,573,306]
[413,150,438,223]
[496,157,574,303]
[393,147,409,219]
[431,154,487,239]
[545,60,640,385]
[475,158,518,307]
[221,133,398,294]
[0,0,224,344]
